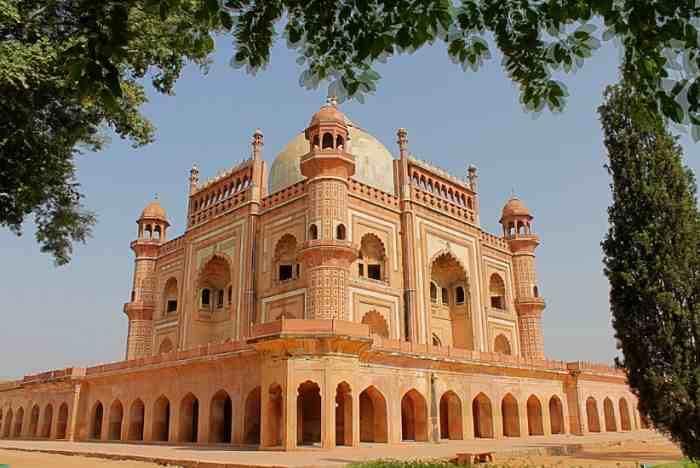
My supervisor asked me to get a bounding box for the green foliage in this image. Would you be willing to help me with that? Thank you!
[7,0,700,264]
[600,83,700,458]
[0,0,215,265]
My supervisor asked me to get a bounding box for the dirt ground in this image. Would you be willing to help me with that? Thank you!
[0,438,685,467]
[0,449,165,468]
[494,438,684,467]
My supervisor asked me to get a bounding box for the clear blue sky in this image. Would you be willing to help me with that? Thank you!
[1,35,698,379]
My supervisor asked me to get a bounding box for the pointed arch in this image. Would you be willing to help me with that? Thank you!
[549,395,565,435]
[179,393,199,443]
[2,408,12,438]
[501,393,520,437]
[489,273,506,309]
[274,234,298,282]
[297,381,321,446]
[526,395,544,436]
[163,277,178,316]
[91,402,103,439]
[210,390,233,443]
[244,387,261,444]
[29,404,39,437]
[472,393,493,438]
[108,400,123,440]
[429,249,472,349]
[58,404,70,439]
[128,399,145,441]
[619,398,632,431]
[41,404,53,438]
[152,395,170,442]
[13,406,23,438]
[401,389,428,441]
[603,397,617,432]
[494,334,512,355]
[358,233,387,281]
[439,391,463,440]
[586,397,601,432]
[359,386,388,443]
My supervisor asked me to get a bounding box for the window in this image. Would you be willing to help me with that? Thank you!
[296,264,300,278]
[228,286,232,305]
[336,134,344,149]
[358,234,385,281]
[217,289,224,308]
[430,282,438,303]
[201,288,211,307]
[322,132,334,149]
[166,300,177,313]
[336,224,346,240]
[533,285,539,297]
[312,135,320,148]
[441,287,449,305]
[455,286,465,304]
[279,264,293,281]
[432,334,442,346]
[309,224,318,240]
[489,274,506,310]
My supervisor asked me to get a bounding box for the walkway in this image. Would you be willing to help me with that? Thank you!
[0,430,666,467]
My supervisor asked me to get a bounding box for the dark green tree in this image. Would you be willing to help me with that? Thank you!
[7,0,700,264]
[600,84,700,457]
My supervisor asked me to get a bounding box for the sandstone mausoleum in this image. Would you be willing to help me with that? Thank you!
[0,100,647,449]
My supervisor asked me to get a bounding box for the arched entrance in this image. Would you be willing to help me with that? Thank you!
[549,396,564,434]
[29,405,39,437]
[265,384,283,447]
[244,387,261,444]
[152,396,170,442]
[13,407,23,438]
[335,382,352,446]
[3,409,12,438]
[41,404,53,438]
[128,399,145,441]
[501,394,520,437]
[108,400,123,440]
[619,398,632,431]
[179,393,199,443]
[209,390,232,443]
[603,397,617,432]
[91,402,103,439]
[430,252,473,349]
[586,397,601,432]
[56,403,69,439]
[472,393,494,438]
[439,391,463,440]
[526,395,544,436]
[401,389,428,441]
[359,386,388,443]
[297,381,321,446]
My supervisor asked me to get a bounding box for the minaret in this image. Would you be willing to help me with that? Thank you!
[499,195,546,359]
[298,98,357,320]
[123,196,169,360]
[396,127,419,342]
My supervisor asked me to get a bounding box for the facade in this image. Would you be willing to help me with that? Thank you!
[0,101,646,449]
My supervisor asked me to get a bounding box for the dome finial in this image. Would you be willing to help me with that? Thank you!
[397,128,408,159]
[326,95,338,107]
[154,192,159,201]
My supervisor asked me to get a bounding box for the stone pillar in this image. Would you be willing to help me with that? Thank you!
[429,374,440,443]
[322,379,334,449]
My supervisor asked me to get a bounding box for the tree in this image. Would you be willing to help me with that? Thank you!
[6,0,700,264]
[0,0,216,264]
[600,84,700,457]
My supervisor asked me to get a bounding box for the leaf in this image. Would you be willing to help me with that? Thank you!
[219,11,233,30]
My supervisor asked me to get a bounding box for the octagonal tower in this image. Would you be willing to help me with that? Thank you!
[298,99,358,320]
[123,196,169,360]
[500,195,546,359]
